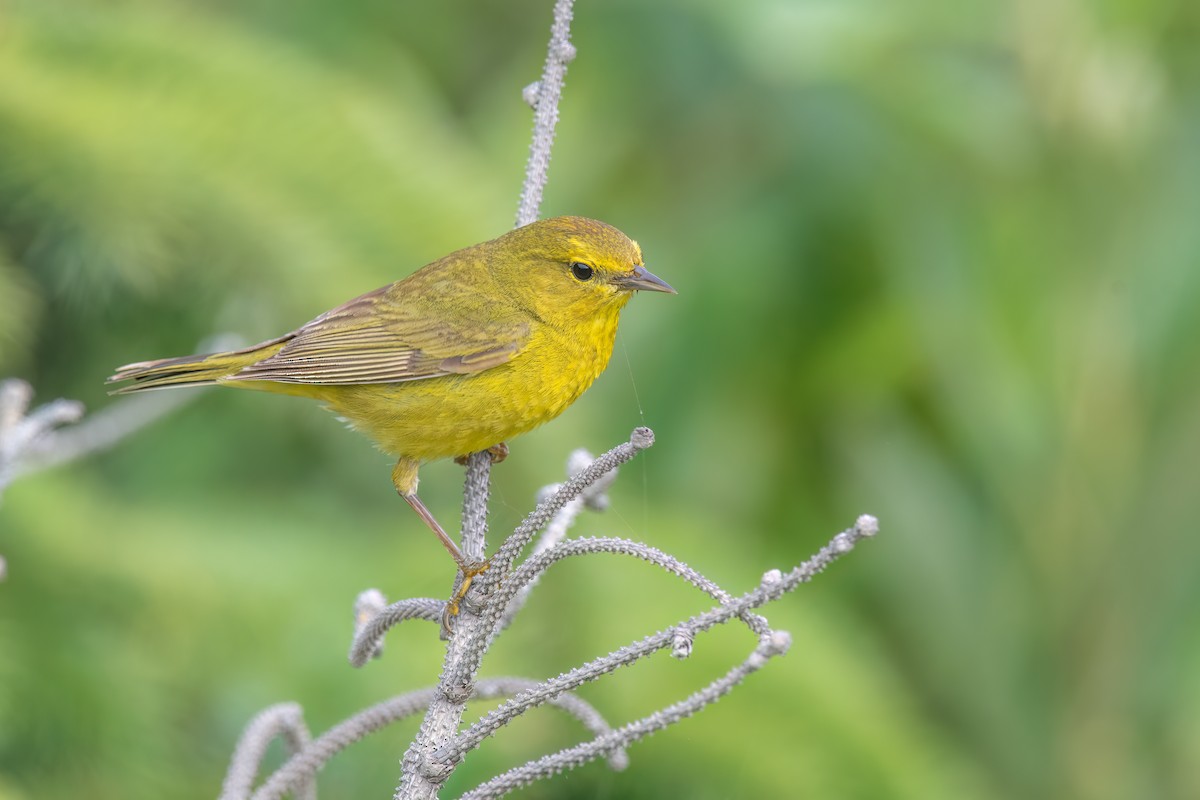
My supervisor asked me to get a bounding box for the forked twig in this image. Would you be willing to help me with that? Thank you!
[1,368,204,502]
[458,632,793,799]
[435,517,877,768]
[0,379,85,499]
[0,377,197,581]
[225,465,876,799]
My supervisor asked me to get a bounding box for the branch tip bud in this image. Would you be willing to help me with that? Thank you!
[855,514,879,537]
[630,427,654,450]
[766,630,792,657]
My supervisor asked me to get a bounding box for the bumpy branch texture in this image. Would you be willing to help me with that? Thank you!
[220,703,317,800]
[226,419,877,798]
[458,632,796,800]
[224,679,623,800]
[515,0,577,228]
[435,517,877,769]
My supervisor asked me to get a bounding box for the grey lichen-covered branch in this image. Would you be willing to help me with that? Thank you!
[0,335,236,507]
[0,378,85,502]
[0,377,198,500]
[224,679,626,800]
[434,516,877,769]
[220,703,318,800]
[390,4,585,793]
[224,421,878,798]
[0,377,195,580]
[515,0,577,229]
[458,631,795,800]
[391,429,653,800]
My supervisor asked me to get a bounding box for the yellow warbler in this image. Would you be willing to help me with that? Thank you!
[109,216,673,577]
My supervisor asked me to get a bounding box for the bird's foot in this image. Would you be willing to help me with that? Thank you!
[441,559,491,635]
[454,442,509,466]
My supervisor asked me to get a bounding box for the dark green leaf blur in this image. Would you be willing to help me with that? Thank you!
[3,0,1199,798]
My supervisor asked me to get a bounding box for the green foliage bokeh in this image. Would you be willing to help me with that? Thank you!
[3,1,1200,798]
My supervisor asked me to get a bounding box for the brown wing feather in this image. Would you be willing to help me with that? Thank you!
[230,283,530,386]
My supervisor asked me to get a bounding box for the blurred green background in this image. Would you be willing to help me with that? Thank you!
[3,0,1199,797]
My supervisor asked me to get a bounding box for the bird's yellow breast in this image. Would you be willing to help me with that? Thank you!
[313,308,622,462]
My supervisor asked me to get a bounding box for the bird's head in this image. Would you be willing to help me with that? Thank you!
[489,216,674,326]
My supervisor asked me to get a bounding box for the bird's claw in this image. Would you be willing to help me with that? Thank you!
[440,559,491,636]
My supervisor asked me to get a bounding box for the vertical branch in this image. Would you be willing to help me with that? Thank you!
[397,4,579,798]
[461,0,575,559]
[515,0,577,228]
[460,453,491,563]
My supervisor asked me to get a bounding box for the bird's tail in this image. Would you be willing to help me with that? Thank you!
[107,337,288,394]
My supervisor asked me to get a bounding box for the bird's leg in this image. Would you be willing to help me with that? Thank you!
[400,490,466,565]
[392,458,490,620]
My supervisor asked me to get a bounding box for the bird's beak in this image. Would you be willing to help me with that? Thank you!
[616,265,676,294]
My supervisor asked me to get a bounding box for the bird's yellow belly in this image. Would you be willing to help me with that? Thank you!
[314,326,614,462]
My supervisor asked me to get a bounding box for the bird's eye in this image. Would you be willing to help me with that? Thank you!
[570,262,594,282]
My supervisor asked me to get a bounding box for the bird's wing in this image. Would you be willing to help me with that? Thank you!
[230,285,531,385]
